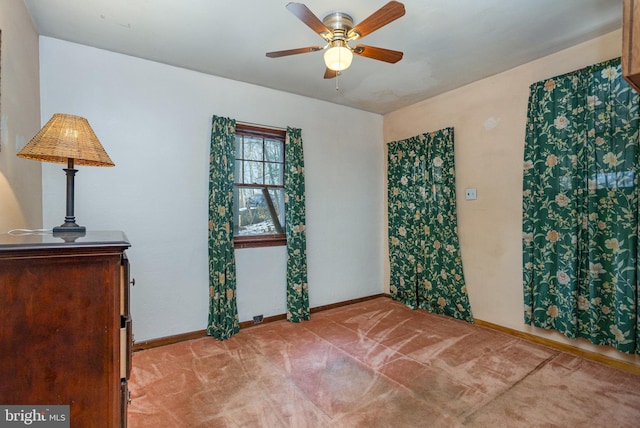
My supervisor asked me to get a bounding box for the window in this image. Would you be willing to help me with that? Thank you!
[234,124,286,248]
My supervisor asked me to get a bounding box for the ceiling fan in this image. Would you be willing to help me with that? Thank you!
[266,1,406,79]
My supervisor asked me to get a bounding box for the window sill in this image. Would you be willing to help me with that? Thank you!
[234,235,286,249]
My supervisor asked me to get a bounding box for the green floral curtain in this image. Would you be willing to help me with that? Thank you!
[387,127,473,322]
[207,115,240,340]
[523,58,640,354]
[284,127,309,322]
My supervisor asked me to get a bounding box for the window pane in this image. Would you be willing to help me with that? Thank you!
[235,135,243,159]
[264,139,283,162]
[269,188,285,228]
[264,162,283,185]
[234,186,284,236]
[244,136,263,161]
[234,159,242,184]
[243,161,263,184]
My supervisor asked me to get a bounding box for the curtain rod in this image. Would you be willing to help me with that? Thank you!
[236,120,287,131]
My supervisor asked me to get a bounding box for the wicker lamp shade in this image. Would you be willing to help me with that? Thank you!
[17,114,114,167]
[17,113,115,234]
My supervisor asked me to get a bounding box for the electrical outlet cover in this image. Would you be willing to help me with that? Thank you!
[465,188,477,200]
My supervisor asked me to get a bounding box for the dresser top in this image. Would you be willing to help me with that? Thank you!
[0,230,130,252]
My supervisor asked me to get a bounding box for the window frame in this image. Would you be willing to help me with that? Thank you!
[233,124,287,249]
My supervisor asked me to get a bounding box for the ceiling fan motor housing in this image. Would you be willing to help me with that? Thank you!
[322,12,356,41]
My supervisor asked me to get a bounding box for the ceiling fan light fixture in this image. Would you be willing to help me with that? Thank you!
[324,44,353,71]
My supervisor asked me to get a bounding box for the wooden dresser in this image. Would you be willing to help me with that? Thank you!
[0,231,132,427]
[624,0,640,92]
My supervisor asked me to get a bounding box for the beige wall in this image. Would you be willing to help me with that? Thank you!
[384,29,640,365]
[0,0,42,232]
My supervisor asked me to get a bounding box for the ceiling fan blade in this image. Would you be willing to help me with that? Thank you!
[286,3,332,38]
[324,68,338,79]
[349,1,406,39]
[266,46,324,58]
[353,45,403,63]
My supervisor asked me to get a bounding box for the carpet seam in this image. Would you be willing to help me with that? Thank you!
[460,351,562,425]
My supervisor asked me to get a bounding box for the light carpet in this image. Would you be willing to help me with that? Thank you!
[128,297,640,427]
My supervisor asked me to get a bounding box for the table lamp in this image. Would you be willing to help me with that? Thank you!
[17,114,114,234]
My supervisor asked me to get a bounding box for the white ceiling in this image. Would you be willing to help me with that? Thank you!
[23,0,623,115]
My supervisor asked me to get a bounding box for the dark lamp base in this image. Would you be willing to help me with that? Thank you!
[53,224,86,234]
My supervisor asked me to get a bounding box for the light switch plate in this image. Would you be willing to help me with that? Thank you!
[465,188,477,200]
